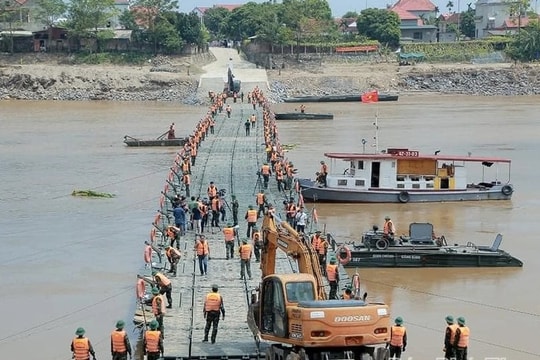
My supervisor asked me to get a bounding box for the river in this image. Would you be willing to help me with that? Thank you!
[0,95,538,360]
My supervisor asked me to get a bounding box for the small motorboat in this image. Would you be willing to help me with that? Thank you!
[275,112,334,120]
[332,223,523,268]
[123,135,188,147]
[283,93,399,103]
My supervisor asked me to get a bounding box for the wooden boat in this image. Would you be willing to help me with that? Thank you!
[299,147,514,203]
[275,112,334,120]
[283,93,399,103]
[123,135,188,147]
[332,223,523,268]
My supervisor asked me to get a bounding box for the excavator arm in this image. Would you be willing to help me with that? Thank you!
[260,212,328,300]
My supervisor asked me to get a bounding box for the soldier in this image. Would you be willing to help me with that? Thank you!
[152,271,172,308]
[326,258,339,300]
[203,284,225,344]
[165,246,181,277]
[245,205,258,238]
[388,317,407,359]
[151,287,165,338]
[444,315,458,360]
[231,194,239,226]
[256,190,267,218]
[223,222,236,260]
[252,226,262,262]
[71,327,96,360]
[453,317,470,360]
[110,320,132,360]
[239,238,253,280]
[143,320,163,360]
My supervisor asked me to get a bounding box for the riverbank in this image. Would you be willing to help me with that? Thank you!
[2,52,540,102]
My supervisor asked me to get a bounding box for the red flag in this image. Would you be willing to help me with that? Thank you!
[361,90,379,103]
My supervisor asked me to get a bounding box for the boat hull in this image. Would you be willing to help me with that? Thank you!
[275,113,333,120]
[299,179,513,203]
[342,248,523,268]
[124,137,188,147]
[283,94,398,103]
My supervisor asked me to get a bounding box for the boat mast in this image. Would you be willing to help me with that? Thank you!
[373,108,379,152]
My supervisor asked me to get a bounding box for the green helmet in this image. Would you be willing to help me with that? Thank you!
[227,222,233,227]
[445,315,454,324]
[151,270,157,276]
[242,238,248,244]
[385,215,391,220]
[149,320,159,330]
[151,287,160,295]
[248,205,254,209]
[329,257,337,265]
[231,195,236,199]
[457,316,466,325]
[116,320,125,329]
[211,284,219,291]
[395,316,403,325]
[75,327,85,336]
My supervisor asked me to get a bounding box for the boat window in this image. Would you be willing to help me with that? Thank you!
[397,184,405,189]
[426,183,434,188]
[357,161,364,170]
[397,176,405,182]
[337,179,347,186]
[411,177,420,182]
[286,281,315,302]
[355,179,365,186]
[412,184,421,189]
[425,176,434,181]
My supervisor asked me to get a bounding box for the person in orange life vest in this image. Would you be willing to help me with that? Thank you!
[251,226,263,262]
[341,285,353,300]
[150,287,165,337]
[152,270,172,308]
[189,142,197,166]
[250,113,256,128]
[167,123,175,139]
[311,230,322,252]
[317,235,329,276]
[388,316,407,359]
[245,205,258,238]
[144,241,152,268]
[223,222,237,260]
[210,194,222,229]
[256,190,267,217]
[300,104,306,113]
[326,258,339,299]
[71,327,96,360]
[260,163,272,189]
[111,320,132,360]
[319,160,328,187]
[444,315,458,360]
[285,199,296,227]
[239,238,253,280]
[453,317,470,360]
[203,284,225,344]
[194,234,210,275]
[383,215,396,241]
[226,104,232,118]
[182,171,191,198]
[165,246,181,277]
[275,167,284,192]
[143,320,163,360]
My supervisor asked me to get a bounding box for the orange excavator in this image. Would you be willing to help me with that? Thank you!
[247,212,391,360]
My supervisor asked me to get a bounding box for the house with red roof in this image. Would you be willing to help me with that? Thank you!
[390,0,438,42]
[474,0,532,38]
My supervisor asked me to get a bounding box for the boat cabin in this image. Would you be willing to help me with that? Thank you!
[324,148,511,191]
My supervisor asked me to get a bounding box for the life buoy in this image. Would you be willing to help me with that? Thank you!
[150,228,157,242]
[375,239,389,250]
[398,191,410,203]
[337,245,352,265]
[501,185,513,196]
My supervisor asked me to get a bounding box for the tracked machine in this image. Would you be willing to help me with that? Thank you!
[247,213,391,360]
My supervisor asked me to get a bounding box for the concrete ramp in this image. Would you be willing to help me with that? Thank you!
[198,47,268,95]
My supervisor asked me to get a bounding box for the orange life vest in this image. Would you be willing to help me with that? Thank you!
[326,264,338,281]
[256,193,265,205]
[456,326,470,347]
[311,235,321,250]
[390,326,406,346]
[223,227,235,242]
[204,292,222,311]
[211,198,220,211]
[239,244,252,260]
[447,324,458,344]
[318,240,328,255]
[145,330,161,352]
[384,220,395,235]
[252,231,261,244]
[111,330,127,352]
[166,247,181,259]
[261,165,270,175]
[72,337,90,360]
[155,273,171,287]
[276,170,283,180]
[152,294,165,315]
[320,163,328,174]
[247,209,257,222]
[183,174,190,185]
[195,240,209,256]
[207,185,217,197]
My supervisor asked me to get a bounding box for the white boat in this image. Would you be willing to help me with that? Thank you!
[299,148,513,203]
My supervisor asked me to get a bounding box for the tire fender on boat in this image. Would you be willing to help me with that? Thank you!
[501,185,513,196]
[375,239,389,250]
[337,245,352,265]
[398,191,410,203]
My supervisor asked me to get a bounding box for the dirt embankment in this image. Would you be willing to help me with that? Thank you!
[2,52,540,102]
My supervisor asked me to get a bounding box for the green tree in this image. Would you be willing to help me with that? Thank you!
[154,15,182,53]
[173,12,204,45]
[130,0,178,54]
[460,7,475,38]
[356,8,400,48]
[35,0,67,50]
[506,22,540,61]
[343,11,359,18]
[66,0,118,52]
[119,9,137,30]
[203,6,230,38]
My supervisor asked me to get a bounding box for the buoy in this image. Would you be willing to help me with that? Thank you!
[337,245,352,265]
